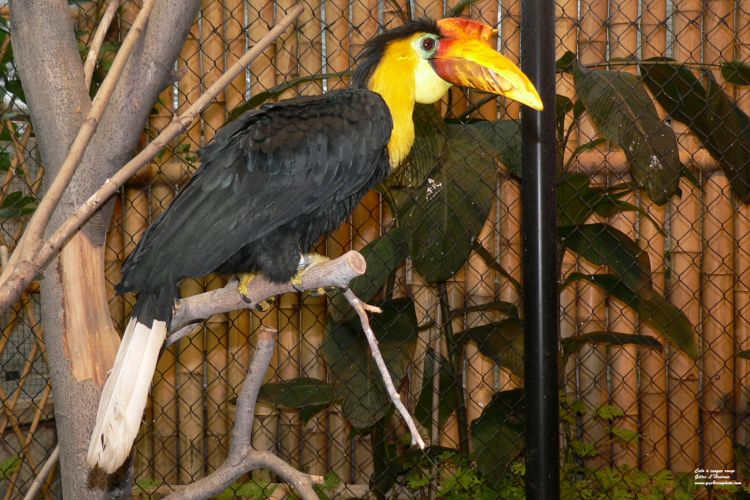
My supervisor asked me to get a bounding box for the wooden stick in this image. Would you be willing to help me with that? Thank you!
[701,173,734,470]
[0,4,306,316]
[638,0,668,473]
[736,0,750,455]
[21,445,59,500]
[668,0,702,475]
[83,0,122,89]
[607,1,639,468]
[668,177,701,474]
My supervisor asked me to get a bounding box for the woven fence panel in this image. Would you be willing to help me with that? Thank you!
[1,0,750,498]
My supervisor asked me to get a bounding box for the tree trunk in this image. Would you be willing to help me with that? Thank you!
[10,0,200,496]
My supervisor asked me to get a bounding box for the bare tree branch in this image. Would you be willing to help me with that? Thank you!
[163,249,426,454]
[22,444,59,500]
[167,250,366,342]
[343,288,427,449]
[83,0,122,89]
[13,0,156,268]
[0,3,305,315]
[164,328,319,500]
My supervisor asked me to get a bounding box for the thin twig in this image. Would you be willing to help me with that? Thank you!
[165,328,318,500]
[0,4,305,315]
[83,0,122,89]
[22,444,59,500]
[12,0,157,273]
[342,288,426,449]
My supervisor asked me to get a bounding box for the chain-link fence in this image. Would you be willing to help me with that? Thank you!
[2,0,750,498]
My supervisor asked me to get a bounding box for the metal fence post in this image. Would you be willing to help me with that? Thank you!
[521,0,560,497]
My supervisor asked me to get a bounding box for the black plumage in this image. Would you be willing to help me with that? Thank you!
[118,89,392,322]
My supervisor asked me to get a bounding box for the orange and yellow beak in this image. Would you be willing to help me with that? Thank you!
[431,18,544,111]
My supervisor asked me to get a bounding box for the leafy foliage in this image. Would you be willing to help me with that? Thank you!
[0,191,37,219]
[572,60,681,204]
[640,58,750,202]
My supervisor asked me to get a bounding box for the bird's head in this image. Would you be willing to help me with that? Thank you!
[352,17,543,111]
[352,18,542,166]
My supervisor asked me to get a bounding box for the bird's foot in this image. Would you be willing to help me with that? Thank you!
[292,253,331,295]
[237,273,275,312]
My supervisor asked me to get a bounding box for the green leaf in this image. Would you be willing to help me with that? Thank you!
[0,455,19,480]
[611,426,640,444]
[228,72,349,119]
[596,403,625,421]
[258,377,336,423]
[449,0,481,16]
[561,331,662,358]
[415,348,458,429]
[573,64,681,204]
[471,389,525,489]
[398,123,496,283]
[466,119,522,177]
[328,226,410,324]
[322,298,418,428]
[564,273,697,358]
[556,51,576,73]
[458,318,524,378]
[0,191,37,219]
[721,60,750,86]
[641,60,750,202]
[560,223,652,291]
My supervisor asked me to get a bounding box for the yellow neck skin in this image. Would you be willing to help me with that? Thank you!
[368,36,420,168]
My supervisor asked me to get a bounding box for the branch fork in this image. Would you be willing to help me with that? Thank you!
[161,252,426,497]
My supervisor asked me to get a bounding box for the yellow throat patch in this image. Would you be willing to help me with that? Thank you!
[367,35,421,168]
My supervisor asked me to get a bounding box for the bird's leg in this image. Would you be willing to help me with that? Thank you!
[292,253,332,295]
[237,273,275,312]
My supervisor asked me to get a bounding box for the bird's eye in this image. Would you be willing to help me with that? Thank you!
[421,37,436,52]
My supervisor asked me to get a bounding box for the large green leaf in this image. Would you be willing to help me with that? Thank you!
[322,298,418,428]
[415,348,458,429]
[564,273,698,358]
[721,61,750,86]
[457,318,524,378]
[562,331,662,359]
[398,123,496,283]
[641,59,750,202]
[259,377,336,423]
[328,226,410,324]
[574,64,681,204]
[471,389,525,489]
[556,173,660,230]
[560,223,652,292]
[465,119,522,177]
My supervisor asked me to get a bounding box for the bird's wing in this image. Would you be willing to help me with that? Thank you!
[120,89,392,290]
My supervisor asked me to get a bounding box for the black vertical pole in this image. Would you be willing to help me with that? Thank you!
[521,0,559,498]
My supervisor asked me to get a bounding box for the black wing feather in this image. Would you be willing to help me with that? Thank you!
[119,89,392,293]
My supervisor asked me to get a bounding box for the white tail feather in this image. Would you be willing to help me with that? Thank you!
[87,317,166,473]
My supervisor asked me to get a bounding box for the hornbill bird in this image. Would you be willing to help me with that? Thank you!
[87,16,543,473]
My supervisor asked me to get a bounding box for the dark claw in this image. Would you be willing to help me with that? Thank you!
[240,293,254,304]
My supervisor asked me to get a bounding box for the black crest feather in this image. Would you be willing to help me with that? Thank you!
[351,18,440,89]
